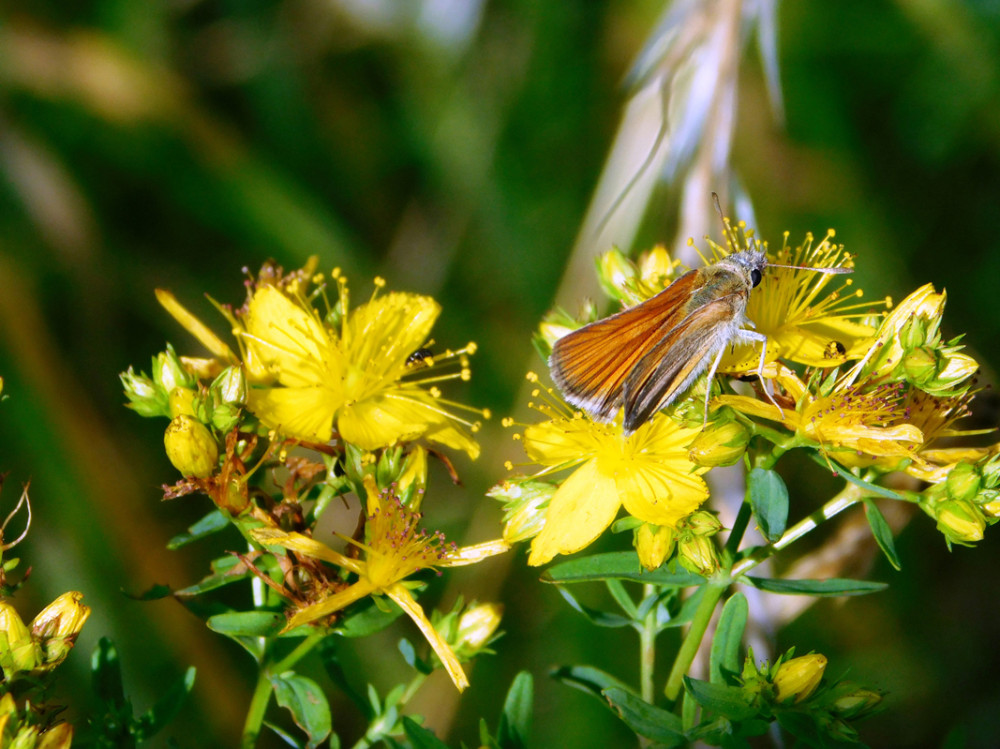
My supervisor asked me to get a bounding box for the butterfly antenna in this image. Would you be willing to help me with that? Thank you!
[711,192,745,254]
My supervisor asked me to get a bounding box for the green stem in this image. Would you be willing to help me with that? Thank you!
[241,670,274,749]
[241,629,328,749]
[639,583,657,703]
[663,579,727,702]
[731,482,866,578]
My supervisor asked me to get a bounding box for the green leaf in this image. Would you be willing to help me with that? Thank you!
[550,665,637,703]
[207,610,286,638]
[808,453,904,500]
[543,552,703,586]
[863,499,902,571]
[683,677,756,721]
[91,637,125,704]
[710,594,747,684]
[748,468,788,542]
[497,672,533,749]
[167,509,230,549]
[744,576,888,597]
[271,672,333,748]
[556,586,633,628]
[603,687,686,746]
[135,667,196,741]
[124,583,173,601]
[400,717,448,748]
[175,555,250,597]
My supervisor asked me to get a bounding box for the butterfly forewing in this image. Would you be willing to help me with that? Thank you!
[549,270,702,421]
[622,294,742,432]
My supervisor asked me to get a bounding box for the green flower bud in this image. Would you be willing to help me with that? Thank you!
[683,510,723,537]
[677,535,718,576]
[828,684,884,719]
[396,446,428,508]
[635,523,677,571]
[488,480,554,544]
[934,498,985,545]
[10,725,39,749]
[903,346,938,387]
[37,724,74,749]
[773,653,827,703]
[168,387,198,419]
[454,602,503,657]
[120,367,169,418]
[899,317,927,350]
[688,420,751,467]
[596,248,637,300]
[211,366,247,406]
[946,462,982,503]
[154,344,196,394]
[164,415,219,478]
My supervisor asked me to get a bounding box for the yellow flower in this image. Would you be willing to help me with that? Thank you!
[717,365,923,465]
[720,230,881,372]
[251,477,508,691]
[516,381,709,566]
[158,267,486,456]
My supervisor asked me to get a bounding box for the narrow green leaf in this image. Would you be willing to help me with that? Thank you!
[497,672,533,749]
[683,677,756,721]
[175,556,250,597]
[748,468,788,542]
[207,610,286,638]
[271,672,333,748]
[744,576,887,597]
[124,583,173,601]
[605,578,639,619]
[400,717,448,748]
[543,552,703,586]
[550,665,636,703]
[556,586,633,628]
[338,597,404,638]
[91,637,124,704]
[710,594,747,684]
[167,509,229,549]
[603,687,686,746]
[808,453,904,500]
[863,499,902,571]
[135,667,196,741]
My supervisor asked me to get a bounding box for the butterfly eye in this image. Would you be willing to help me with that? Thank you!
[750,269,762,288]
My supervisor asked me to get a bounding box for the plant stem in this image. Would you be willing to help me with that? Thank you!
[241,670,274,749]
[639,583,657,703]
[240,629,328,748]
[663,579,727,702]
[731,482,866,578]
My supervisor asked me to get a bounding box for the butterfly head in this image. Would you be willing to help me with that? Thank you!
[717,248,768,290]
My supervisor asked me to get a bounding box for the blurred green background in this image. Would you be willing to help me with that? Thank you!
[2,1,1000,746]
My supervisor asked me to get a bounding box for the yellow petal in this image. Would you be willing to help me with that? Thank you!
[714,395,799,426]
[528,460,620,565]
[385,583,469,691]
[156,289,236,361]
[251,527,362,573]
[344,293,440,375]
[285,580,377,630]
[244,286,337,387]
[617,465,708,527]
[522,418,597,467]
[249,385,340,442]
[443,539,511,566]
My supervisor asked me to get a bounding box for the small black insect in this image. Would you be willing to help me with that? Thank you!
[406,348,434,367]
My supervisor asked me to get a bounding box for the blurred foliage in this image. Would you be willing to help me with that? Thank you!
[1,0,1000,746]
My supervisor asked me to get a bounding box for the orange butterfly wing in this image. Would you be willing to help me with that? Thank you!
[622,293,743,432]
[548,270,702,422]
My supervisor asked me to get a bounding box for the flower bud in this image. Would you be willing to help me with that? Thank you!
[10,725,39,749]
[635,523,676,571]
[396,446,428,508]
[454,602,503,656]
[596,248,637,300]
[688,420,751,467]
[538,321,575,350]
[638,245,674,285]
[31,592,90,670]
[902,346,938,387]
[37,723,74,749]
[934,498,985,545]
[0,601,40,677]
[120,367,169,418]
[773,654,827,703]
[946,462,982,503]
[683,510,723,536]
[164,415,219,478]
[928,351,978,395]
[154,344,196,394]
[828,685,883,719]
[488,480,554,544]
[168,387,198,419]
[211,366,247,406]
[677,535,718,576]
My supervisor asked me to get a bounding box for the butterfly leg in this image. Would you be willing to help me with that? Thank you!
[702,344,728,425]
[738,329,784,420]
